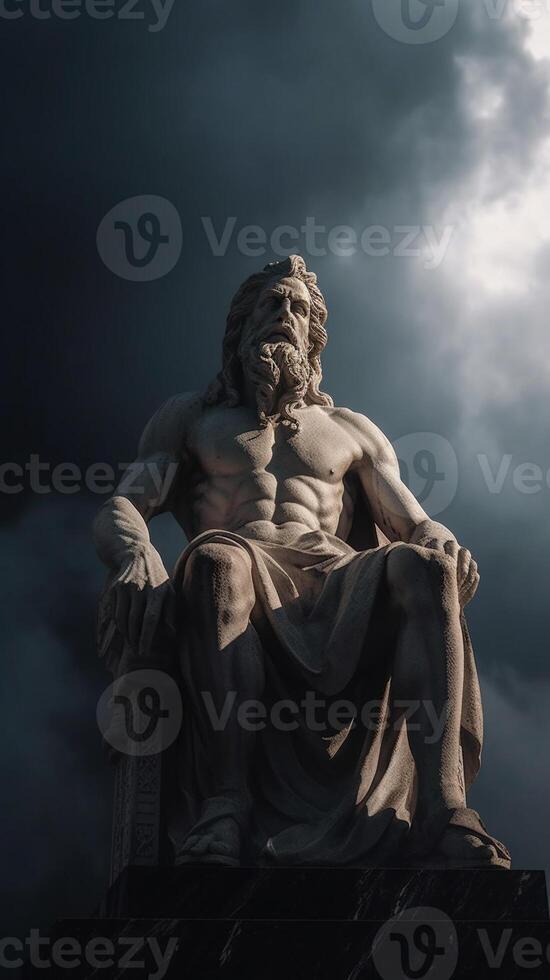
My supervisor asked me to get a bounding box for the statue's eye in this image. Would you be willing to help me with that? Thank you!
[293,303,307,317]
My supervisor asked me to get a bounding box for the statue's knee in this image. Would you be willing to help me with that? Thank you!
[183,542,254,612]
[386,544,448,614]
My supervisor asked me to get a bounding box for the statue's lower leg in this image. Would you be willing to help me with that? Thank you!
[386,545,507,867]
[176,543,265,865]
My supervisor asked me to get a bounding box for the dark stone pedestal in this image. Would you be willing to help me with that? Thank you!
[31,867,550,978]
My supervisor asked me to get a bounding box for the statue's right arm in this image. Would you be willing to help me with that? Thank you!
[93,392,200,658]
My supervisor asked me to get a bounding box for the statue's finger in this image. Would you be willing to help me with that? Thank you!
[423,537,439,551]
[444,538,459,560]
[466,561,478,590]
[457,548,471,583]
[461,561,475,590]
[461,573,473,601]
[461,569,480,607]
[462,585,478,608]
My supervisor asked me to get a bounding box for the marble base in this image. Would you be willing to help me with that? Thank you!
[31,868,550,978]
[102,864,548,920]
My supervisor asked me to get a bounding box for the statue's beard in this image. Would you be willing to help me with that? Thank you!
[240,338,311,431]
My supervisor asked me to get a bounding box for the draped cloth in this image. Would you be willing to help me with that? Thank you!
[166,509,510,867]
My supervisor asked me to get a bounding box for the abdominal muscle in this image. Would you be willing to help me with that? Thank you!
[189,472,347,546]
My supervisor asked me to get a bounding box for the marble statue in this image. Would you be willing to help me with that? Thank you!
[94,255,511,870]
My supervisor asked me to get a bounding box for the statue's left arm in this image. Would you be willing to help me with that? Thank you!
[94,392,199,659]
[338,409,479,603]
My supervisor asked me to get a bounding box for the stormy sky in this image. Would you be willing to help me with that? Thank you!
[2,0,550,936]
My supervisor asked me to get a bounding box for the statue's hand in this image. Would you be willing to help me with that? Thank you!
[109,544,176,658]
[410,519,480,606]
[456,549,480,607]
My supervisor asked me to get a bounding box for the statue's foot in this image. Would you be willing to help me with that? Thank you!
[178,817,240,865]
[408,806,511,870]
[175,796,243,867]
[437,826,501,866]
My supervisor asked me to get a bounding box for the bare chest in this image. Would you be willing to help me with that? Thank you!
[188,405,357,485]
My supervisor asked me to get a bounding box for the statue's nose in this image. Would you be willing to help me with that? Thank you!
[277,298,292,320]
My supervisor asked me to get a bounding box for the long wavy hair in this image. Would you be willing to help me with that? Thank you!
[205,255,333,412]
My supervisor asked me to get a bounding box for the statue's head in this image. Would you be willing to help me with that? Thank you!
[205,255,333,430]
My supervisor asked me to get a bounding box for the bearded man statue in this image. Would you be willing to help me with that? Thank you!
[94,255,511,870]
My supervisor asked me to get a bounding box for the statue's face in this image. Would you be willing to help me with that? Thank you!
[236,274,313,427]
[245,276,311,354]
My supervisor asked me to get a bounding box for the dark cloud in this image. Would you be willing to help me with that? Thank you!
[0,500,112,935]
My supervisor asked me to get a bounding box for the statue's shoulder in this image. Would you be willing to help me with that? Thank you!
[138,391,204,458]
[328,406,393,461]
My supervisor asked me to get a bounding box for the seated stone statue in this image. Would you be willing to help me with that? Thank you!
[94,255,511,870]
